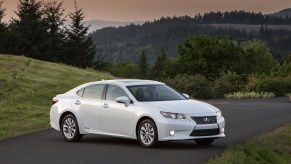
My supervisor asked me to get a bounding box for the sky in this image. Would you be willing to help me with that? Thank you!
[3,0,291,22]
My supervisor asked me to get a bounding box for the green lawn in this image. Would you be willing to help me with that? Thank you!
[0,54,115,140]
[208,124,291,164]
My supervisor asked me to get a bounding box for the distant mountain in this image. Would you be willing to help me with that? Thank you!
[84,20,144,33]
[272,8,291,17]
[90,10,291,64]
[65,20,144,34]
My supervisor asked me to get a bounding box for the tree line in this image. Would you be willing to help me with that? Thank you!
[193,10,291,24]
[91,15,291,65]
[0,0,95,68]
[1,2,291,69]
[109,35,290,99]
[111,35,277,79]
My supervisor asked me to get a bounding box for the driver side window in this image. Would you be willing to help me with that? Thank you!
[106,85,128,101]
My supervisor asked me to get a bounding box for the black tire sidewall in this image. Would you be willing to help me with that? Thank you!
[137,119,159,148]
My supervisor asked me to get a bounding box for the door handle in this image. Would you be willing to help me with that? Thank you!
[102,103,109,108]
[74,100,81,105]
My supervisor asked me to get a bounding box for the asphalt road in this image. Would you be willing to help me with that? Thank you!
[0,97,290,164]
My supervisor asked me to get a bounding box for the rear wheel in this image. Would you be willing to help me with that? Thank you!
[194,138,215,145]
[61,114,83,142]
[137,119,159,148]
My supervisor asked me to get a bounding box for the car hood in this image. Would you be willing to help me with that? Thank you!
[145,99,219,116]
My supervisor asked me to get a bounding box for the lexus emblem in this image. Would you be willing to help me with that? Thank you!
[203,117,210,123]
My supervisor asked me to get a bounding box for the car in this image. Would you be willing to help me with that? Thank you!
[50,79,225,148]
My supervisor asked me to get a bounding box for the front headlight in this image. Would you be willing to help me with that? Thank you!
[160,111,187,120]
[216,110,222,119]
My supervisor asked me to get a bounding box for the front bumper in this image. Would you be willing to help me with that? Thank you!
[156,116,225,141]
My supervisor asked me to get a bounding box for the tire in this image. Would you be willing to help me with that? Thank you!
[194,138,215,145]
[137,119,159,148]
[61,114,83,142]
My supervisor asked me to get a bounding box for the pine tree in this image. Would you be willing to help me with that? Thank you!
[139,50,148,78]
[0,0,8,54]
[63,1,96,68]
[93,49,107,71]
[42,0,65,62]
[0,0,4,24]
[10,0,47,59]
[148,48,167,80]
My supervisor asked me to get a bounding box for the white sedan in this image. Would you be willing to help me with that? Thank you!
[50,79,225,147]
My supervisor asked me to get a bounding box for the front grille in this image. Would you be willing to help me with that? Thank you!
[190,128,220,136]
[191,116,217,124]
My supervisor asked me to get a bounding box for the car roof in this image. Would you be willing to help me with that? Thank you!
[96,79,164,86]
[64,79,164,95]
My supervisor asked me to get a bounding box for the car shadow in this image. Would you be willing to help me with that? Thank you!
[79,134,226,150]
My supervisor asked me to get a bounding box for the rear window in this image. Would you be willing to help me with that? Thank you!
[82,84,105,99]
[76,88,84,97]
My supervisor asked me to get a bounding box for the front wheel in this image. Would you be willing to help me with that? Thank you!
[61,114,83,142]
[194,138,215,145]
[137,119,159,148]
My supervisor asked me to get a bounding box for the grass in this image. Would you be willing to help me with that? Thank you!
[224,92,275,99]
[0,54,115,140]
[208,124,291,164]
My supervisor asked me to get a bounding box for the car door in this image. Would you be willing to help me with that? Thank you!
[100,84,134,137]
[72,84,106,133]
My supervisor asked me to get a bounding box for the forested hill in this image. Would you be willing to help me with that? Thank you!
[272,8,291,17]
[90,10,291,64]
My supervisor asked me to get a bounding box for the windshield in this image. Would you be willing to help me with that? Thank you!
[127,84,186,102]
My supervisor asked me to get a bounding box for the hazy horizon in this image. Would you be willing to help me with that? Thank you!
[3,0,291,22]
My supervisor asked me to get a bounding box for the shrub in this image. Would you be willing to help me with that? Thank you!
[212,71,243,98]
[245,74,291,96]
[225,92,275,99]
[162,74,212,99]
[109,63,141,78]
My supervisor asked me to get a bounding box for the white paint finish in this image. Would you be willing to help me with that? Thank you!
[100,100,135,136]
[146,100,219,115]
[50,79,225,145]
[76,98,102,132]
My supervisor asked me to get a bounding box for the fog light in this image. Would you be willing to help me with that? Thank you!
[169,130,175,136]
[220,128,225,132]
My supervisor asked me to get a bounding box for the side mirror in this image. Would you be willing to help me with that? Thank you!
[182,93,190,99]
[116,96,131,106]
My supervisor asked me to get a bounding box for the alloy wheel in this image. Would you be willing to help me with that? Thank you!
[61,114,83,142]
[62,117,76,139]
[139,122,155,145]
